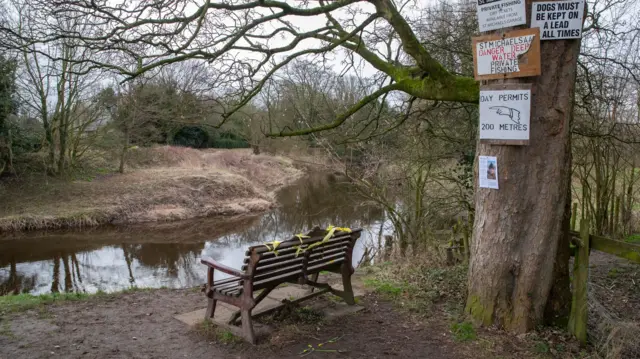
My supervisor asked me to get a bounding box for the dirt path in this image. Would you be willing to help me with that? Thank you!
[0,288,578,359]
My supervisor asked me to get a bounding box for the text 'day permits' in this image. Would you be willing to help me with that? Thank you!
[479,87,531,143]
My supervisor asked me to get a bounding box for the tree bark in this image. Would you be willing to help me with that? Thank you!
[466,35,581,331]
[58,114,68,174]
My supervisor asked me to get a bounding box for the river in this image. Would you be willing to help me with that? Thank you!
[0,174,388,295]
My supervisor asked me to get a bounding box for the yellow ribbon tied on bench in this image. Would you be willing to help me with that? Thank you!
[263,226,352,257]
[263,240,282,256]
[293,234,311,257]
[305,225,352,252]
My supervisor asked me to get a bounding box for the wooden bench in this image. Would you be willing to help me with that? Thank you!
[200,226,362,344]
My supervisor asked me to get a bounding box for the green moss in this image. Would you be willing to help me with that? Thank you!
[591,235,640,264]
[465,295,493,326]
[396,75,479,103]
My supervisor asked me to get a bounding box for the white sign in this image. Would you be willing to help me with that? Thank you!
[531,0,584,40]
[479,156,499,189]
[477,0,527,32]
[476,35,535,76]
[479,89,531,141]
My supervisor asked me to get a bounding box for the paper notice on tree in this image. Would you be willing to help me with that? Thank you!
[479,156,499,189]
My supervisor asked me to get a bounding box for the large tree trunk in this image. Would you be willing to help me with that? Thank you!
[58,115,68,174]
[466,37,581,331]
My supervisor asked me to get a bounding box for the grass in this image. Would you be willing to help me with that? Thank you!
[0,292,91,314]
[363,278,404,297]
[0,286,169,315]
[196,320,242,345]
[363,260,468,315]
[625,234,640,244]
[261,303,326,325]
[293,306,325,324]
[0,320,15,338]
[450,321,476,342]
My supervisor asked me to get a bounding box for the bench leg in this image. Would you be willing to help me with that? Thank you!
[241,309,256,344]
[307,272,319,294]
[206,298,217,319]
[341,263,356,305]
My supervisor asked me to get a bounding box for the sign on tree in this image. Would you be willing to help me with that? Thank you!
[479,84,532,145]
[476,0,527,32]
[531,0,584,40]
[473,28,541,80]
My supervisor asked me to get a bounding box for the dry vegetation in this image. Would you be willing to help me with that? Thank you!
[0,147,303,232]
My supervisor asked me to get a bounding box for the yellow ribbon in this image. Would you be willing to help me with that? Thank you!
[306,225,352,252]
[293,234,311,257]
[262,226,351,257]
[263,240,282,256]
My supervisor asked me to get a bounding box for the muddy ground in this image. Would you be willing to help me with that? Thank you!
[3,252,637,359]
[0,288,585,359]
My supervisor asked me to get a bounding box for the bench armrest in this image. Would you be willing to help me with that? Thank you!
[201,256,249,279]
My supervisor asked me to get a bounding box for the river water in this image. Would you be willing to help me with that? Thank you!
[0,175,387,295]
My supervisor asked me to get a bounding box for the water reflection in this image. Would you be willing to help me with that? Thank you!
[0,174,388,295]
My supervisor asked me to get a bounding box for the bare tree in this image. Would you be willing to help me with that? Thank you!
[7,0,102,173]
[0,0,595,332]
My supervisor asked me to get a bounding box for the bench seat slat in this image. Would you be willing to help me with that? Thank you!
[220,286,242,297]
[307,252,345,267]
[214,281,242,291]
[307,245,349,259]
[252,262,303,282]
[212,277,242,287]
[252,270,304,291]
[307,258,345,272]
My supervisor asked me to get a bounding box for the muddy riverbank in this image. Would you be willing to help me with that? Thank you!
[0,147,304,232]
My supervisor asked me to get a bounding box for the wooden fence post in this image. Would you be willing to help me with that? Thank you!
[568,216,590,345]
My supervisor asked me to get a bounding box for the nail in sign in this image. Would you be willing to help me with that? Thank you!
[472,28,541,80]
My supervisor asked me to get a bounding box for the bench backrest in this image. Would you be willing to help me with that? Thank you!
[241,227,362,291]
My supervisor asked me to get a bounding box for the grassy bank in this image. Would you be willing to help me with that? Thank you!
[0,147,304,232]
[0,287,164,315]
